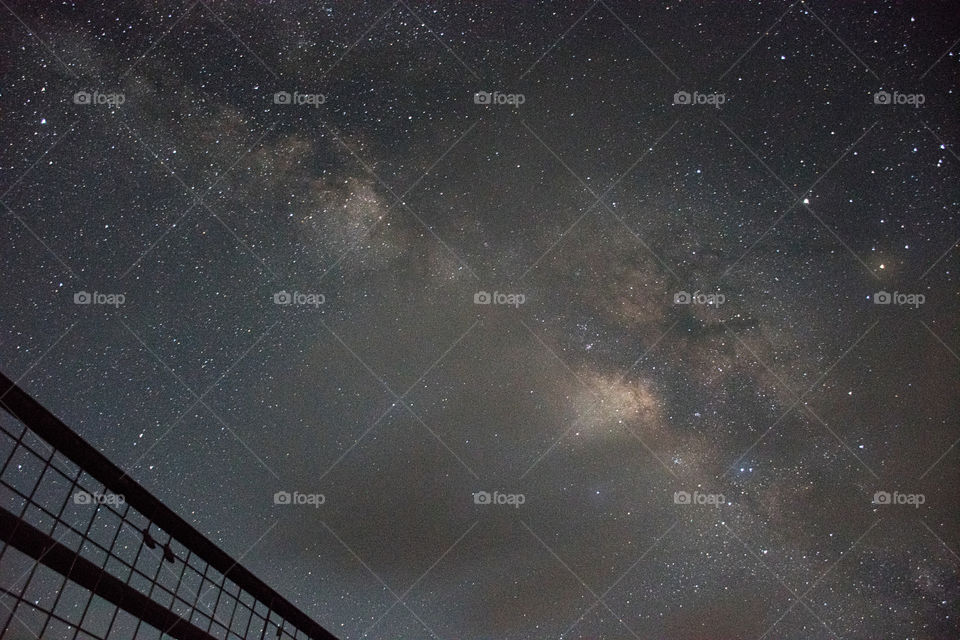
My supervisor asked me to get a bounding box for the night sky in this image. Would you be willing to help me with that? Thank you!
[2,1,959,638]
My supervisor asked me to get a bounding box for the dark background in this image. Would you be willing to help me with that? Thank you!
[1,1,958,638]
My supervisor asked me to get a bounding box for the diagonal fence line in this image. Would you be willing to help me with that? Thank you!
[0,329,304,635]
[0,596,41,639]
[315,318,481,482]
[0,323,76,406]
[149,519,280,637]
[188,520,280,623]
[118,319,281,480]
[718,118,879,279]
[2,5,952,638]
[0,429,204,638]
[117,320,279,483]
[722,319,880,477]
[0,506,94,638]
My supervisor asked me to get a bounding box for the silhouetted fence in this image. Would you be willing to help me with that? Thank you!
[0,372,338,640]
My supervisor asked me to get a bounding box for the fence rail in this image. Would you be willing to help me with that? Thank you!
[0,371,338,640]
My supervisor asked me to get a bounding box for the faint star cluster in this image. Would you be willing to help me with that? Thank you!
[1,1,958,639]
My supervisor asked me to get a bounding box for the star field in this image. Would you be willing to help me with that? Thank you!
[1,1,959,639]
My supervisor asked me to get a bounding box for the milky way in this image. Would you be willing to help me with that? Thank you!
[1,2,959,638]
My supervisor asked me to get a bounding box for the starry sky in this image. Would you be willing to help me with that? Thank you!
[1,1,959,638]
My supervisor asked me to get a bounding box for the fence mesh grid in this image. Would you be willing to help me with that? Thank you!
[0,397,323,640]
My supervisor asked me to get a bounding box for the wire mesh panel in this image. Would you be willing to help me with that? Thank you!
[0,373,337,640]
